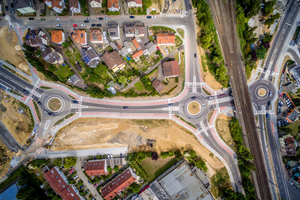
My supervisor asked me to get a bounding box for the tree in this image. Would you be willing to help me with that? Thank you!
[118,75,127,84]
[151,152,159,161]
[188,150,197,159]
[238,145,253,160]
[85,67,94,74]
[279,126,292,134]
[77,180,83,186]
[94,64,108,77]
[263,33,273,43]
[256,46,267,59]
[215,65,228,82]
[273,13,280,20]
[168,150,174,157]
[212,55,223,64]
[114,166,119,172]
[264,18,275,26]
[263,41,270,49]
[130,183,140,193]
[264,0,276,16]
[200,34,212,49]
[88,74,99,82]
[62,41,71,48]
[107,166,112,172]
[174,151,183,159]
[194,159,207,172]
[229,117,243,145]
[223,188,247,199]
[64,157,77,168]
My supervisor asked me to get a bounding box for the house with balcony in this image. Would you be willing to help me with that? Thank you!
[15,0,36,14]
[90,0,102,7]
[127,0,142,8]
[44,0,65,13]
[51,30,65,45]
[41,47,64,65]
[107,0,120,12]
[102,51,125,72]
[70,0,81,13]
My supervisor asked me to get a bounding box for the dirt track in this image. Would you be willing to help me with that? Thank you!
[0,26,31,75]
[53,118,224,170]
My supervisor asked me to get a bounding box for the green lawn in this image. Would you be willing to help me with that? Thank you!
[210,167,231,198]
[287,120,300,137]
[55,64,73,79]
[134,81,145,91]
[139,157,178,182]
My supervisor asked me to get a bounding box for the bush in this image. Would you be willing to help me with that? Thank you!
[114,166,119,172]
[151,152,159,160]
[107,166,112,172]
[64,157,77,169]
[106,11,120,15]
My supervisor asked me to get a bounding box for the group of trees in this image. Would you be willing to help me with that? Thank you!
[229,117,256,199]
[64,157,77,168]
[264,0,277,16]
[192,0,229,87]
[184,150,207,172]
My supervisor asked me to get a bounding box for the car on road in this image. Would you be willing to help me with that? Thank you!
[86,17,90,20]
[73,24,78,27]
[5,6,8,11]
[208,96,214,100]
[147,16,152,18]
[91,24,96,26]
[81,24,85,27]
[271,71,274,75]
[152,16,157,18]
[41,18,45,21]
[168,103,173,106]
[56,18,60,20]
[38,102,42,105]
[130,16,135,18]
[266,113,269,118]
[191,96,196,100]
[264,68,267,72]
[202,103,205,108]
[268,101,271,106]
[289,180,294,186]
[84,20,89,23]
[99,17,103,20]
[220,94,225,97]
[104,17,109,19]
[194,53,197,58]
[123,106,129,109]
[73,100,78,104]
[12,9,15,14]
[23,90,29,94]
[11,3,14,8]
[29,18,34,20]
[56,24,62,27]
[49,113,54,116]
[96,24,102,27]
[269,91,272,97]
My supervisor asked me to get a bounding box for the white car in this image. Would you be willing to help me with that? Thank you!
[81,24,85,27]
[152,16,157,18]
[56,24,62,27]
[56,18,60,20]
[104,17,109,19]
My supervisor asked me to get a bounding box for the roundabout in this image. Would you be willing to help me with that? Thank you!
[250,79,275,105]
[187,101,201,115]
[47,97,63,112]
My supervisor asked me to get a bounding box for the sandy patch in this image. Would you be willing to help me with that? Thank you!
[187,101,201,115]
[0,91,32,146]
[0,140,14,179]
[258,88,266,96]
[0,26,31,76]
[215,114,236,152]
[48,98,62,112]
[53,118,224,170]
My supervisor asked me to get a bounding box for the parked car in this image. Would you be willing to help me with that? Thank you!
[123,106,129,109]
[29,18,34,20]
[73,175,78,180]
[84,20,89,23]
[152,16,157,18]
[130,16,135,18]
[99,17,103,20]
[94,183,98,187]
[5,6,8,11]
[147,16,152,18]
[91,24,96,26]
[96,24,102,27]
[41,18,45,21]
[73,24,78,27]
[12,9,15,14]
[56,24,62,27]
[220,94,225,97]
[104,17,109,19]
[11,3,14,8]
[208,96,214,100]
[70,169,75,173]
[81,24,85,27]
[56,18,60,20]
[86,17,90,20]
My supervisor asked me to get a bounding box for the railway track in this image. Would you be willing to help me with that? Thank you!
[208,0,272,199]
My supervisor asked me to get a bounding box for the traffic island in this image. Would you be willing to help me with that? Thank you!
[258,88,266,97]
[47,97,63,112]
[187,101,201,115]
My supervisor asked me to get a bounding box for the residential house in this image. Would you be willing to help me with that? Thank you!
[25,29,48,48]
[124,23,145,38]
[0,3,2,15]
[132,50,144,61]
[157,33,175,46]
[113,41,122,50]
[89,0,102,8]
[71,30,87,46]
[68,74,80,85]
[144,42,157,55]
[43,167,81,200]
[70,0,81,13]
[51,30,65,45]
[127,0,142,8]
[101,168,137,200]
[89,30,103,43]
[284,137,297,156]
[85,160,107,176]
[15,0,36,14]
[124,24,135,38]
[286,109,299,123]
[133,38,141,50]
[41,47,64,65]
[152,79,164,93]
[44,0,65,13]
[102,51,125,72]
[163,61,179,78]
[107,0,120,12]
[120,41,133,56]
[82,47,100,68]
[107,24,120,40]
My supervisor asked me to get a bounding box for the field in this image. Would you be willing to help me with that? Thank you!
[210,167,231,198]
[134,81,146,92]
[55,64,73,79]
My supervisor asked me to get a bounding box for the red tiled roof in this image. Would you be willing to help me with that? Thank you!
[102,51,125,70]
[70,0,79,9]
[52,0,63,9]
[43,167,68,194]
[132,50,144,58]
[85,160,107,176]
[157,33,175,45]
[128,0,142,4]
[52,30,63,43]
[163,61,179,77]
[152,79,164,93]
[107,0,119,9]
[60,185,80,200]
[101,168,137,200]
[133,38,140,49]
[89,30,102,42]
[284,137,295,145]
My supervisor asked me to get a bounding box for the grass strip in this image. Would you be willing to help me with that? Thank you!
[68,95,76,100]
[202,88,211,95]
[33,101,41,122]
[19,101,35,131]
[54,113,75,126]
[40,86,52,90]
[9,90,22,97]
[175,115,197,129]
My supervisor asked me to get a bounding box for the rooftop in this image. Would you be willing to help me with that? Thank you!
[132,49,144,59]
[152,79,164,93]
[85,160,107,176]
[71,30,86,44]
[60,185,81,200]
[157,33,175,45]
[287,109,299,123]
[89,30,103,42]
[43,167,68,194]
[107,0,119,8]
[51,30,63,44]
[163,61,179,77]
[102,51,124,70]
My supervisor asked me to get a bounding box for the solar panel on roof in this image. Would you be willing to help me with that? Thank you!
[81,33,83,37]
[84,56,91,64]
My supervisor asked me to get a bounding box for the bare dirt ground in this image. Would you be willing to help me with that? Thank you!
[196,26,223,90]
[0,91,32,146]
[0,140,14,179]
[215,114,237,153]
[0,26,31,76]
[53,118,224,170]
[258,88,266,96]
[188,101,201,114]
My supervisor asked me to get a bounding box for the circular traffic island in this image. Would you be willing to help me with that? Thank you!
[258,88,266,97]
[48,97,62,112]
[187,101,201,115]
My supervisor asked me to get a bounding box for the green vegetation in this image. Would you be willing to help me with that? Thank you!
[175,36,183,47]
[176,28,184,39]
[79,0,90,16]
[52,158,62,167]
[210,167,231,198]
[264,0,276,16]
[10,90,23,97]
[149,26,175,34]
[64,157,77,168]
[29,159,50,168]
[40,86,52,90]
[175,115,197,129]
[134,81,145,91]
[55,64,74,81]
[185,150,207,172]
[192,0,229,86]
[33,101,41,121]
[256,46,268,60]
[264,13,280,26]
[106,11,120,15]
[202,88,211,95]
[19,101,34,132]
[54,113,75,126]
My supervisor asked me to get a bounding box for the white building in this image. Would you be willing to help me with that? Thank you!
[127,0,142,8]
[89,0,102,8]
[70,0,81,13]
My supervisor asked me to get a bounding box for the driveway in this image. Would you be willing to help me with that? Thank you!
[74,158,103,200]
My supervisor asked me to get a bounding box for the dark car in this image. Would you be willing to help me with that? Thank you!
[12,9,15,14]
[41,18,45,21]
[84,20,89,23]
[29,18,35,20]
[266,113,269,118]
[99,17,103,20]
[268,101,271,106]
[130,16,135,18]
[38,102,42,105]
[264,68,267,72]
[147,16,152,18]
[73,100,78,104]
[23,90,29,94]
[11,3,14,8]
[49,113,54,116]
[194,53,197,58]
[191,96,196,100]
[5,6,8,11]
[123,106,129,109]
[96,24,102,27]
[91,24,96,26]
[168,103,173,106]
